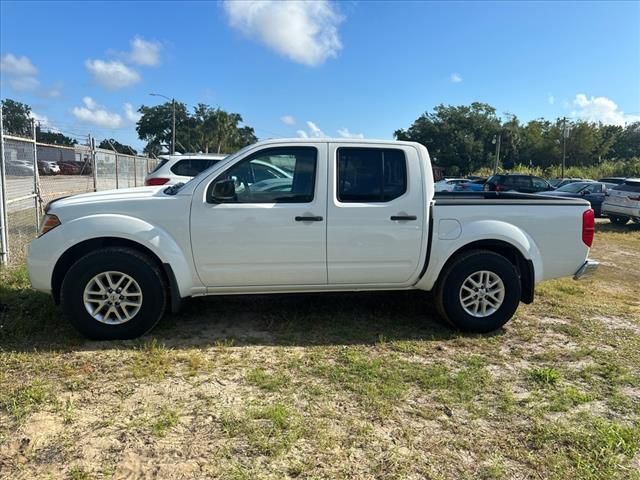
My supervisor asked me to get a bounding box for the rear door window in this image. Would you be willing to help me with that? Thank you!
[337,148,407,202]
[505,176,531,188]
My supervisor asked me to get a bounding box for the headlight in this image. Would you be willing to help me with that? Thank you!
[38,214,61,237]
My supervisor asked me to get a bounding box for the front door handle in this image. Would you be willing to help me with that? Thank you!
[390,215,417,221]
[295,216,323,222]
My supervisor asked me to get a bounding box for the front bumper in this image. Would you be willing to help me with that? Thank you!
[573,259,599,281]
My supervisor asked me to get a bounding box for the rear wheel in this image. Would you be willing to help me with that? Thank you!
[435,250,521,333]
[609,215,629,225]
[61,247,167,340]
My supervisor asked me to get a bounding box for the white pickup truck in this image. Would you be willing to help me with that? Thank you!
[27,139,598,340]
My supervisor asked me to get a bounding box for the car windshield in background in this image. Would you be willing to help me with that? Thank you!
[556,182,590,193]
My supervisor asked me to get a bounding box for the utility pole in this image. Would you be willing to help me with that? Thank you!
[171,98,176,155]
[493,133,502,174]
[150,93,176,154]
[561,117,567,178]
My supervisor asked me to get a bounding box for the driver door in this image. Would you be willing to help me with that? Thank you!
[190,143,328,288]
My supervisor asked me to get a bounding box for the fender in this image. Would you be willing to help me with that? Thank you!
[415,219,544,291]
[37,214,199,298]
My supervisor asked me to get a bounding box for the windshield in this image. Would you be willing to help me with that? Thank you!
[556,182,589,193]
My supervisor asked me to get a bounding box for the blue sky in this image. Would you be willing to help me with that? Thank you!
[1,0,639,150]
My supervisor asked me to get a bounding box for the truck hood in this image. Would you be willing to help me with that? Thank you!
[47,187,165,211]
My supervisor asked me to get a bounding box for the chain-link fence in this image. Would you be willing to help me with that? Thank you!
[0,118,158,265]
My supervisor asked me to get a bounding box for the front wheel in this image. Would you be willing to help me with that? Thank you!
[609,215,629,225]
[435,250,521,333]
[61,247,167,340]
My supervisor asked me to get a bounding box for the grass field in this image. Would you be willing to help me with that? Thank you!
[0,222,638,479]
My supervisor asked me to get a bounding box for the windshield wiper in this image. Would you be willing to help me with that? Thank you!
[164,182,185,195]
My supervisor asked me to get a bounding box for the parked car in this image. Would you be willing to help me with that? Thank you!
[601,178,640,225]
[144,154,227,186]
[28,138,598,340]
[38,160,60,175]
[453,178,486,192]
[434,178,467,192]
[549,178,594,189]
[598,177,627,185]
[5,159,34,176]
[537,181,613,216]
[484,174,553,193]
[58,161,92,175]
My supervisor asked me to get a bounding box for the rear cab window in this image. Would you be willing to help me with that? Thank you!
[337,148,407,202]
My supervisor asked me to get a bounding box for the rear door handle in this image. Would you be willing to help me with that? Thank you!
[390,215,417,221]
[295,216,323,222]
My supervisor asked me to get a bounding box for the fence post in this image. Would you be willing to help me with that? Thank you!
[133,155,137,187]
[0,106,9,265]
[105,139,120,190]
[89,135,97,192]
[32,119,41,227]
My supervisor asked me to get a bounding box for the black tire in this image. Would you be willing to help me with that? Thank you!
[61,247,167,340]
[435,250,521,333]
[609,215,629,225]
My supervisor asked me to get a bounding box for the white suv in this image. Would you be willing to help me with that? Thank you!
[602,178,640,225]
[145,154,227,186]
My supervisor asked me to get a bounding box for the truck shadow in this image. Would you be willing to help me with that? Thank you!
[1,289,504,352]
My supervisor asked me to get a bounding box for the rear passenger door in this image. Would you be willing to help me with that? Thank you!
[326,144,425,285]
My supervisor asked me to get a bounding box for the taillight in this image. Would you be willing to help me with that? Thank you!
[145,177,169,186]
[582,209,595,247]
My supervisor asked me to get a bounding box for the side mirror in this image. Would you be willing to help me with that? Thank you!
[208,178,236,203]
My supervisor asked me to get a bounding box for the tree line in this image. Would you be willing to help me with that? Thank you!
[0,98,257,157]
[3,97,638,176]
[395,102,640,176]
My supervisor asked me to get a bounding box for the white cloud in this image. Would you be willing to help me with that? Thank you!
[337,127,364,139]
[72,96,123,128]
[31,111,48,125]
[129,36,162,66]
[281,115,296,126]
[548,94,555,105]
[85,59,140,89]
[82,96,98,110]
[450,73,462,83]
[306,120,325,137]
[223,0,343,66]
[571,93,640,126]
[0,53,38,76]
[8,76,39,91]
[124,103,141,123]
[296,129,308,138]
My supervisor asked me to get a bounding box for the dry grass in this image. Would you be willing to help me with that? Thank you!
[0,221,638,479]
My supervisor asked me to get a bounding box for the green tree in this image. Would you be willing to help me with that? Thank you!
[36,126,77,146]
[136,101,191,156]
[1,98,32,137]
[611,122,640,159]
[136,102,257,156]
[98,138,137,155]
[395,102,501,174]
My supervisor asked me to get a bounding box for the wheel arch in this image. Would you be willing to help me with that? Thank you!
[435,239,535,304]
[52,237,183,312]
